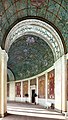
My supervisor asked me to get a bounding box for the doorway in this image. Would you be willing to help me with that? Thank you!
[32,89,35,103]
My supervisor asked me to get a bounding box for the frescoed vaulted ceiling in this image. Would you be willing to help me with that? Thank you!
[0,0,68,80]
[0,0,68,52]
[8,35,54,80]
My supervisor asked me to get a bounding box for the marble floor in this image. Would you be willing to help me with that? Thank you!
[0,101,66,120]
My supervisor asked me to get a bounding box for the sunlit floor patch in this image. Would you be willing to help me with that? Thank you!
[7,105,65,119]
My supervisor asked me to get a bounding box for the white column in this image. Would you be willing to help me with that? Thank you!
[55,57,62,112]
[0,47,8,117]
[54,55,67,112]
[28,80,30,102]
[9,81,15,101]
[36,77,38,104]
[61,55,67,112]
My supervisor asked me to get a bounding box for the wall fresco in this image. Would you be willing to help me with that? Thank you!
[38,75,45,98]
[15,82,21,97]
[23,81,28,97]
[30,78,36,86]
[47,70,55,99]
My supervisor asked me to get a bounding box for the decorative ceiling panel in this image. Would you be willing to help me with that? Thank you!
[8,35,54,80]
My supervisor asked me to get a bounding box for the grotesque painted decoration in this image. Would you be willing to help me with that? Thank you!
[48,70,55,99]
[15,82,21,97]
[8,35,54,80]
[23,81,28,97]
[38,75,45,98]
[0,0,67,53]
[31,0,45,7]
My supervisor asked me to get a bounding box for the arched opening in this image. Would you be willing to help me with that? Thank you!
[5,19,64,60]
[0,18,67,118]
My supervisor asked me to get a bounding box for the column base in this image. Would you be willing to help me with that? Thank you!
[0,112,7,118]
[55,107,67,113]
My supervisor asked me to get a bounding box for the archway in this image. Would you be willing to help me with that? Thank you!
[0,19,67,117]
[5,19,64,60]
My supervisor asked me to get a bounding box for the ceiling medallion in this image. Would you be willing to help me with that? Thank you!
[31,0,45,7]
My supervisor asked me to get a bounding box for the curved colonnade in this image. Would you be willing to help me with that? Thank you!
[0,19,67,117]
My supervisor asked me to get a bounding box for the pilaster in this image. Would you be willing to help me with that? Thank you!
[61,55,67,112]
[54,55,67,112]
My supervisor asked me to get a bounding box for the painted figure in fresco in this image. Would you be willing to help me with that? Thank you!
[16,83,21,97]
[49,72,54,99]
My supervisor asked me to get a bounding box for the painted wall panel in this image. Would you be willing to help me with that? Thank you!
[23,81,28,97]
[38,75,45,98]
[15,82,21,97]
[47,70,55,99]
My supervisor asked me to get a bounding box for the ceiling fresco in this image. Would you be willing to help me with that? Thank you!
[8,35,54,80]
[0,0,68,52]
